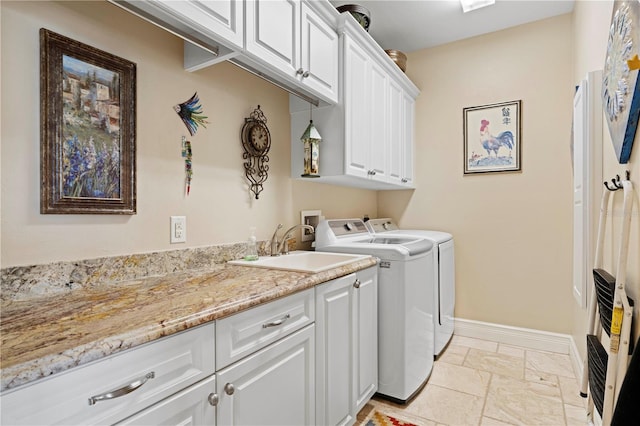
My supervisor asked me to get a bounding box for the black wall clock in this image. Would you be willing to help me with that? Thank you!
[241,105,271,199]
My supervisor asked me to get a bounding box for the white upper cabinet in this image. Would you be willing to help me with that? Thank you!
[299,2,339,103]
[111,0,339,104]
[244,0,339,103]
[290,13,419,190]
[245,0,300,77]
[110,0,243,66]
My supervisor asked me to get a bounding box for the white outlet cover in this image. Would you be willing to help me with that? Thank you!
[170,216,187,243]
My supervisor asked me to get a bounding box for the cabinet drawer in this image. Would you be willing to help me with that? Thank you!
[216,288,314,369]
[1,322,215,425]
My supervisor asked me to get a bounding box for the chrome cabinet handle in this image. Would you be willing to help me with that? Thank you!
[208,393,219,406]
[296,68,304,75]
[224,383,235,395]
[353,279,361,289]
[367,170,376,176]
[296,68,310,78]
[88,372,155,405]
[302,70,310,78]
[401,178,408,183]
[262,313,291,328]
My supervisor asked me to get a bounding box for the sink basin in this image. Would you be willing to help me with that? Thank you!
[228,251,371,273]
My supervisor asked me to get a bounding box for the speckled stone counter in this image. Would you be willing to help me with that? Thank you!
[1,246,376,393]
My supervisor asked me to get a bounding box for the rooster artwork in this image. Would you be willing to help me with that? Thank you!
[464,101,521,174]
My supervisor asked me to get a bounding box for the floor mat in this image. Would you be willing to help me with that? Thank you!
[362,409,419,426]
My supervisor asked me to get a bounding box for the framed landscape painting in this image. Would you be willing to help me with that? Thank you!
[40,29,136,214]
[463,100,521,174]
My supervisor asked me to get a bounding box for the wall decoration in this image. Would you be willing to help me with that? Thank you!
[182,136,193,195]
[463,100,521,174]
[174,92,209,136]
[241,105,271,199]
[40,29,136,214]
[602,0,640,164]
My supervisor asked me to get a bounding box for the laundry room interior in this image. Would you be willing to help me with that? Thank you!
[1,0,639,425]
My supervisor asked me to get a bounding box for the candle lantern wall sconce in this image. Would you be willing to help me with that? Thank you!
[300,104,321,178]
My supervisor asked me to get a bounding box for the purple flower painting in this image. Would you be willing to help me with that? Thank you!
[61,55,121,199]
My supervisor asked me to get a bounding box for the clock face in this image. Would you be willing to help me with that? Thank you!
[250,124,269,153]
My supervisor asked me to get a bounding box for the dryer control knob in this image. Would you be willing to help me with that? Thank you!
[344,222,354,231]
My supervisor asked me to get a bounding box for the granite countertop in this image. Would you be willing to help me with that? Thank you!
[0,257,376,392]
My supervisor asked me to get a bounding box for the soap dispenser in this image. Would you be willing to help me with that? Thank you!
[244,227,259,261]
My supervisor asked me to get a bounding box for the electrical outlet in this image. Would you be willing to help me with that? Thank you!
[170,216,187,243]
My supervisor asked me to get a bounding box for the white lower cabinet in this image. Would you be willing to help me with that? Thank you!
[315,267,378,426]
[3,272,380,426]
[0,323,216,425]
[116,375,217,425]
[215,325,315,426]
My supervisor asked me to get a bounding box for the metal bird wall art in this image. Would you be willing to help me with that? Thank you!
[174,92,209,136]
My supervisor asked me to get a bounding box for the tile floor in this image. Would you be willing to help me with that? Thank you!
[357,335,589,426]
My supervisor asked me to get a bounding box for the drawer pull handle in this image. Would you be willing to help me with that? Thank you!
[262,313,291,328]
[225,383,235,395]
[88,371,155,405]
[353,279,361,289]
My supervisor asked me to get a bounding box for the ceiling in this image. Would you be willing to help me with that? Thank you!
[329,0,575,53]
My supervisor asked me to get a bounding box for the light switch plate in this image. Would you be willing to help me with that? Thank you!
[170,216,187,243]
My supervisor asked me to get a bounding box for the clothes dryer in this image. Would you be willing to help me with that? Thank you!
[366,218,455,356]
[315,219,435,403]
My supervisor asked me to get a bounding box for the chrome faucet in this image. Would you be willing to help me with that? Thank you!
[270,223,315,256]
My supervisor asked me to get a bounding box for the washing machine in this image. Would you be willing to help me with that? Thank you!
[314,218,435,403]
[366,218,455,357]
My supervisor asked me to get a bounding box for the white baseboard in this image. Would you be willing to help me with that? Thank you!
[454,318,584,379]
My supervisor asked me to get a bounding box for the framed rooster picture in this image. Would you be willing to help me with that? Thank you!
[463,100,521,174]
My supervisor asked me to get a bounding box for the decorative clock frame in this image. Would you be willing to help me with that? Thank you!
[241,105,271,199]
[602,0,640,164]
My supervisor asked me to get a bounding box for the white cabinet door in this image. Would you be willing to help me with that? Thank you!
[369,61,388,179]
[344,37,371,180]
[165,0,243,47]
[300,2,339,103]
[216,325,315,426]
[111,0,243,51]
[116,375,216,426]
[387,78,404,184]
[402,91,415,186]
[245,0,300,77]
[352,267,378,411]
[315,267,378,425]
[315,274,355,426]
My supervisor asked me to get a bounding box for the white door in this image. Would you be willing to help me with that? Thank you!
[300,3,338,103]
[216,325,315,426]
[369,61,388,180]
[353,267,378,412]
[402,91,415,185]
[573,79,588,308]
[387,78,403,184]
[315,275,354,426]
[344,37,371,180]
[245,0,299,77]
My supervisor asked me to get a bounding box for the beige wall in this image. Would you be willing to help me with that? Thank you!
[378,14,575,333]
[572,0,640,356]
[0,0,377,267]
